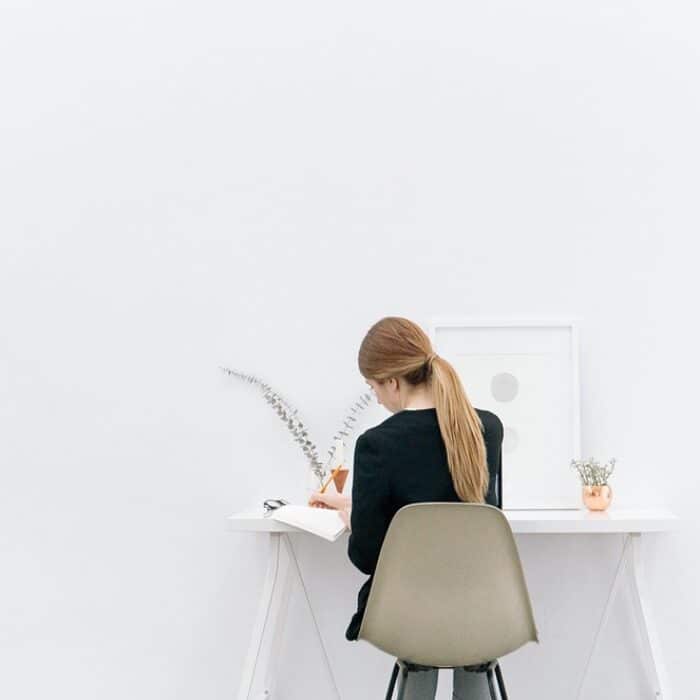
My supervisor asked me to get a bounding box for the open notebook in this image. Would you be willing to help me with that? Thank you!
[268,505,348,542]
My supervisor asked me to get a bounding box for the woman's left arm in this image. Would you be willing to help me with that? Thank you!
[483,412,504,507]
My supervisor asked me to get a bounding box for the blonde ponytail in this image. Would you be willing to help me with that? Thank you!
[430,355,489,502]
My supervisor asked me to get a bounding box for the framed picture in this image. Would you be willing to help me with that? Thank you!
[429,318,581,509]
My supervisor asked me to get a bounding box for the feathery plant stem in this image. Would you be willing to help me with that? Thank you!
[220,365,374,486]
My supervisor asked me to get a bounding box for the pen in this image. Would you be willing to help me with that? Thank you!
[319,466,342,495]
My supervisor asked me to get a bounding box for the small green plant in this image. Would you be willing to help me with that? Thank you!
[570,457,616,486]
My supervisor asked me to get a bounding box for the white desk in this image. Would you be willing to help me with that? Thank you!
[228,507,679,700]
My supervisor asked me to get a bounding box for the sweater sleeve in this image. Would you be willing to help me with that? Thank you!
[347,432,394,575]
[483,413,504,508]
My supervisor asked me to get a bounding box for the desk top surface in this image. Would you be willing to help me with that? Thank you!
[227,506,680,535]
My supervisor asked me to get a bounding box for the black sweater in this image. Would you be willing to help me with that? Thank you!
[345,407,504,641]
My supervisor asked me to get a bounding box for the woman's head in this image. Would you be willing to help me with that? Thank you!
[358,316,489,503]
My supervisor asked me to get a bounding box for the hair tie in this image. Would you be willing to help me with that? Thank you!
[426,352,438,366]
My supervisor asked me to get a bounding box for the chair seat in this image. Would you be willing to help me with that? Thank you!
[358,503,539,668]
[358,503,538,700]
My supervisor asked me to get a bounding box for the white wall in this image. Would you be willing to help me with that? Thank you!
[1,1,698,698]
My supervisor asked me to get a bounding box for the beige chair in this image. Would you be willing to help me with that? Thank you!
[357,503,539,699]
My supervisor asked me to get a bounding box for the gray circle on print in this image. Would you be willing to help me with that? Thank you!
[491,372,519,402]
[503,427,519,454]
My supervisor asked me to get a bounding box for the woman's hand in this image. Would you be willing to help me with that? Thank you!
[308,491,351,511]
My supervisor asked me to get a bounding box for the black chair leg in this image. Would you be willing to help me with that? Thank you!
[486,667,498,700]
[494,662,508,700]
[385,662,400,700]
[396,663,409,700]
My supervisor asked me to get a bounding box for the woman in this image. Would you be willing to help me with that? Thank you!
[309,316,505,700]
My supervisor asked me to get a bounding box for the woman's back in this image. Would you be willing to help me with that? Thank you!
[376,407,502,509]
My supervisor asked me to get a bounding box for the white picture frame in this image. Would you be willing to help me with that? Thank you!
[429,318,582,510]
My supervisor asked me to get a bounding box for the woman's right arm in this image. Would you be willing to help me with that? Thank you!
[346,433,393,575]
[307,491,351,510]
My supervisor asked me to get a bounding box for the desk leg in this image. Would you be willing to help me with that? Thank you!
[576,534,631,700]
[237,533,292,700]
[576,534,672,700]
[628,533,672,699]
[282,534,342,700]
[262,545,294,699]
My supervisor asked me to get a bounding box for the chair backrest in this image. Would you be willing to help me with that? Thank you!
[358,502,539,668]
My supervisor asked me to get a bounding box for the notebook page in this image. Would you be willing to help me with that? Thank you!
[270,505,347,541]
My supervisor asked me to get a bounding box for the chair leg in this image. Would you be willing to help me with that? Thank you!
[396,663,410,700]
[486,667,498,700]
[385,662,400,700]
[494,662,508,700]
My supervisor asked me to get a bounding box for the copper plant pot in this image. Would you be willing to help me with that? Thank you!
[582,484,613,511]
